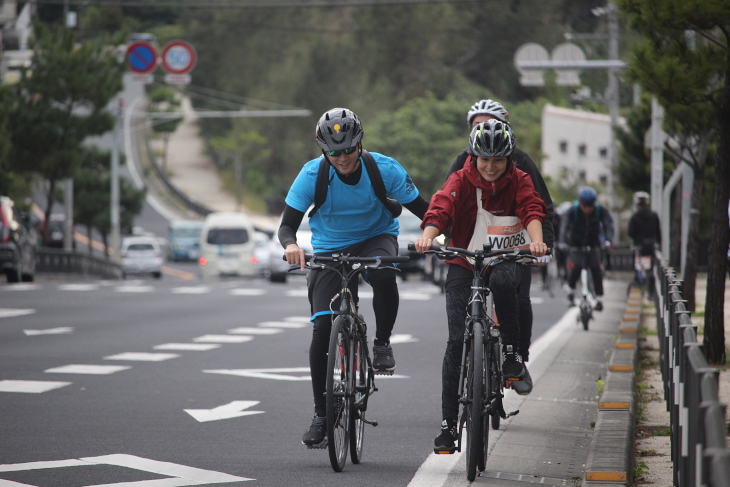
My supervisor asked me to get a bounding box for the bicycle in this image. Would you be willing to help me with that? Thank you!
[569,246,596,331]
[290,252,409,472]
[411,243,545,481]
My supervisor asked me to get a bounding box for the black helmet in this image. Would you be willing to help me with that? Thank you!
[469,119,515,158]
[315,108,363,151]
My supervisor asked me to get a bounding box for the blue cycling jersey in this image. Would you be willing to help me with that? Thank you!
[285,152,419,252]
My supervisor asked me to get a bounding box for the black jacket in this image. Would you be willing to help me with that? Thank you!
[559,201,615,248]
[628,208,661,256]
[446,147,555,247]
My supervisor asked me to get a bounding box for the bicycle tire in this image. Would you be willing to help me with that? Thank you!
[349,332,367,464]
[489,341,501,431]
[326,316,350,472]
[580,301,590,331]
[466,323,484,482]
[478,337,492,471]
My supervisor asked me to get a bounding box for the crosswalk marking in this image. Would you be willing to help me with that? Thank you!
[230,288,266,296]
[58,284,99,291]
[193,335,254,343]
[45,364,132,375]
[104,352,180,362]
[258,321,307,329]
[0,308,35,319]
[154,343,221,351]
[0,379,71,393]
[228,327,282,335]
[171,286,210,294]
[24,327,73,336]
[115,285,155,293]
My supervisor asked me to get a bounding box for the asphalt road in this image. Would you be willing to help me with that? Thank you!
[0,271,568,487]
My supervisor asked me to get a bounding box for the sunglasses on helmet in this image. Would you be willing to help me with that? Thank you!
[327,146,358,157]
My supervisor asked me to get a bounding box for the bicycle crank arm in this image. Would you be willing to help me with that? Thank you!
[504,409,520,419]
[362,417,378,427]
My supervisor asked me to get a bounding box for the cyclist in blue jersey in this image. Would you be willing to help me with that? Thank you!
[278,108,430,448]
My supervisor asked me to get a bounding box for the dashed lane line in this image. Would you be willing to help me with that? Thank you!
[104,352,180,362]
[0,380,72,393]
[44,364,132,375]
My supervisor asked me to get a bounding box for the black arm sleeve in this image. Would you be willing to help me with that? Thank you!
[513,148,555,247]
[277,204,305,249]
[403,195,430,220]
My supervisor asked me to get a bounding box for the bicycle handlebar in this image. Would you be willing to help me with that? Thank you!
[407,243,551,260]
[281,253,410,264]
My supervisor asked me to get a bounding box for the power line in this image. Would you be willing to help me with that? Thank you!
[34,0,489,8]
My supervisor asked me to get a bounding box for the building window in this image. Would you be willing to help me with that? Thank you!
[578,170,586,182]
[599,147,608,158]
[599,175,608,185]
[578,144,587,156]
[559,141,568,153]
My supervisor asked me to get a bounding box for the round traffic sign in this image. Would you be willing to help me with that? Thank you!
[161,41,197,75]
[126,41,158,74]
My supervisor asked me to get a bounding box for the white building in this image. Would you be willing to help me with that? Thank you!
[540,104,625,187]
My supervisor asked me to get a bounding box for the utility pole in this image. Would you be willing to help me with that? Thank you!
[111,99,123,262]
[607,1,620,241]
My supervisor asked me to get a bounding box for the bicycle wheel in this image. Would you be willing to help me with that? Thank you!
[489,342,501,431]
[580,300,591,331]
[465,323,484,482]
[349,333,367,464]
[546,259,558,297]
[478,339,494,471]
[326,316,350,472]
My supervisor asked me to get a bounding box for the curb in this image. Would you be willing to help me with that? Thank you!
[583,288,642,486]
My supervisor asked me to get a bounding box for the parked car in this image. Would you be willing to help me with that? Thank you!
[0,196,37,283]
[396,209,427,280]
[253,231,272,277]
[198,212,257,279]
[266,215,313,283]
[43,214,75,249]
[167,220,204,262]
[120,236,164,279]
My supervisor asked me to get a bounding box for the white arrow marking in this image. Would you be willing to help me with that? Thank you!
[389,334,419,344]
[0,308,35,318]
[185,400,264,423]
[24,327,74,336]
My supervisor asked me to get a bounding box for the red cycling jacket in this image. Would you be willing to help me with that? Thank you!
[422,155,547,271]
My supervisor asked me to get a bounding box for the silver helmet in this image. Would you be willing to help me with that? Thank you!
[466,99,509,126]
[315,108,363,151]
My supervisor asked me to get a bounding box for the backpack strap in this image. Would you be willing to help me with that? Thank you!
[308,157,331,217]
[308,151,402,218]
[362,150,402,217]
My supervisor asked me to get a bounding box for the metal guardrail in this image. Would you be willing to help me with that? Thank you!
[36,248,122,280]
[654,251,730,487]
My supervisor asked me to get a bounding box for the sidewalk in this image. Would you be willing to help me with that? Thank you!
[636,273,729,486]
[147,97,277,231]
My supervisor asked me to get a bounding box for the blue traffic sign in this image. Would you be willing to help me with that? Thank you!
[126,41,158,74]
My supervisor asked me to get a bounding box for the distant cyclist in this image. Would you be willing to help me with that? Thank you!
[445,99,555,395]
[415,119,547,453]
[559,187,614,311]
[628,191,660,257]
[279,108,430,448]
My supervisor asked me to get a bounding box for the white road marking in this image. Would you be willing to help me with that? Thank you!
[0,308,35,319]
[115,285,155,293]
[58,284,100,291]
[407,307,580,487]
[0,453,253,484]
[257,321,307,329]
[0,380,71,393]
[230,288,266,296]
[171,286,210,294]
[228,327,282,335]
[389,334,419,344]
[193,335,254,343]
[531,297,545,304]
[154,343,221,351]
[104,352,180,362]
[24,327,73,336]
[185,400,264,423]
[284,316,311,323]
[399,292,433,301]
[1,284,39,291]
[205,367,409,381]
[285,289,308,297]
[45,364,132,375]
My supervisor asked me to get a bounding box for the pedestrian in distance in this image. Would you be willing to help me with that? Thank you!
[444,99,555,392]
[278,107,431,448]
[559,186,615,311]
[414,119,547,453]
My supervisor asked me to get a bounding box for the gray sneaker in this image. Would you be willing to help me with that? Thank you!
[302,415,327,448]
[511,367,533,395]
[373,343,396,374]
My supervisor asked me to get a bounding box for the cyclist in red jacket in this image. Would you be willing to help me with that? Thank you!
[414,119,547,453]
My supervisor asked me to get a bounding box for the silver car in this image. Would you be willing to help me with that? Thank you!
[120,236,163,279]
[267,217,312,283]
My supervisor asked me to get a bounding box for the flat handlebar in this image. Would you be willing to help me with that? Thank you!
[282,254,410,264]
[407,244,551,259]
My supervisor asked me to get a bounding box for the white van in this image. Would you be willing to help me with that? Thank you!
[199,212,257,278]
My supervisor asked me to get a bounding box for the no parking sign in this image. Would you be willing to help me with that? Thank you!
[126,41,158,82]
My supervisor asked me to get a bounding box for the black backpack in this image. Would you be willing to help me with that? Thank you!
[308,150,402,218]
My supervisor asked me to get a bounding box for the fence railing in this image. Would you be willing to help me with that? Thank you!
[654,251,730,487]
[36,249,122,280]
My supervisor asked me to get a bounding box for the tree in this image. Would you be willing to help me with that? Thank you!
[8,23,124,244]
[617,0,730,364]
[148,86,182,171]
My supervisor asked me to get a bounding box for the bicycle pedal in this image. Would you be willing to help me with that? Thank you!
[304,438,328,450]
[374,369,395,376]
[505,409,520,418]
[362,417,378,427]
[434,448,456,455]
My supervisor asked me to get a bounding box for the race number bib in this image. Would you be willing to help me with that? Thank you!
[485,222,530,251]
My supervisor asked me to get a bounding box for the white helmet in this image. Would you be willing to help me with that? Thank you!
[634,191,650,206]
[467,99,509,126]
